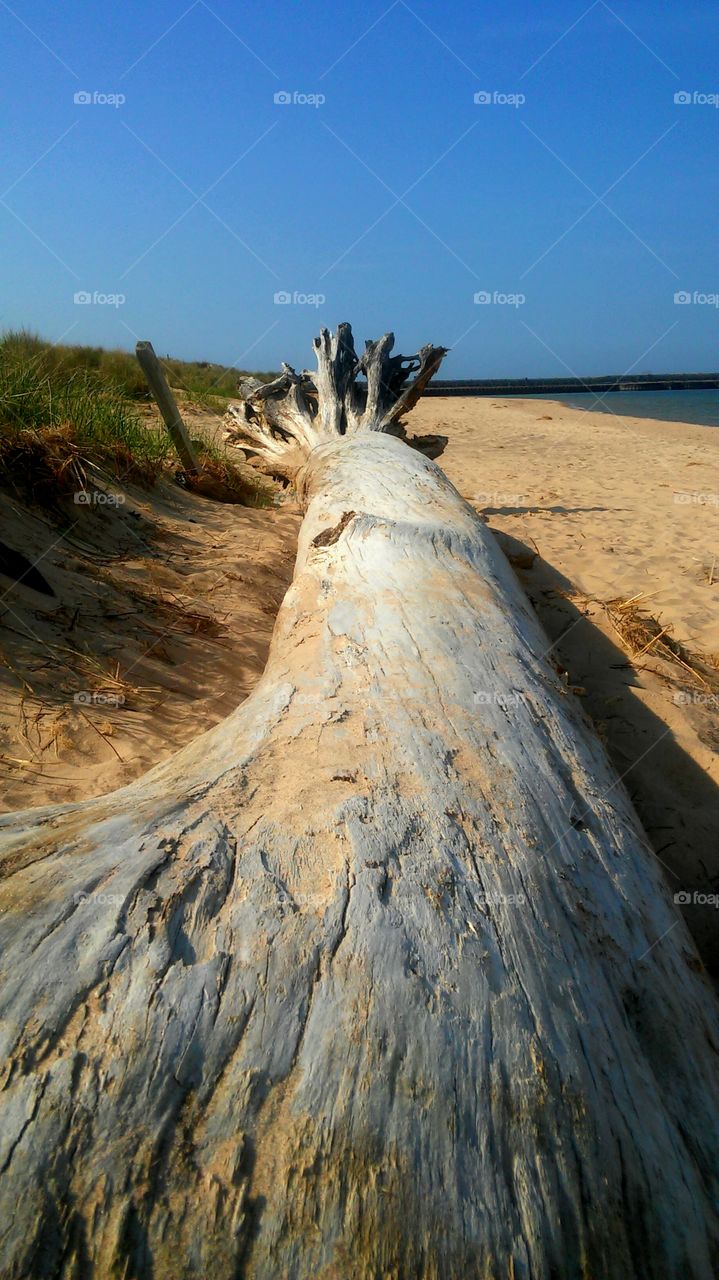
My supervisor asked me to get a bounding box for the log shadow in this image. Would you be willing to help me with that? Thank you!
[483,504,616,516]
[491,526,719,981]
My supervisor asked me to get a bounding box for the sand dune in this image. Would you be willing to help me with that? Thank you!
[0,476,300,811]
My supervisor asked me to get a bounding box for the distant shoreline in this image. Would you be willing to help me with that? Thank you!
[428,387,719,429]
[425,373,719,396]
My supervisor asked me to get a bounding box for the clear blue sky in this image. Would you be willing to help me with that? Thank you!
[2,0,717,377]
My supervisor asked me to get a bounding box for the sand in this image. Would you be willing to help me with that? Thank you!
[1,395,717,968]
[0,472,301,811]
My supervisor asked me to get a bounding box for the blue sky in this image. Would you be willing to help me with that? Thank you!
[1,0,718,376]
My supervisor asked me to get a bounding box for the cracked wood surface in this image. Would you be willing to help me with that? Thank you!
[0,329,718,1278]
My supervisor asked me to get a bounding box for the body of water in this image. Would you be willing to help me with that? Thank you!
[514,388,719,428]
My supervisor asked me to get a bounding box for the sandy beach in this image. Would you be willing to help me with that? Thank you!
[1,396,717,967]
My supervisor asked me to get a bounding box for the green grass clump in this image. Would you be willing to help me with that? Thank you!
[0,331,277,507]
[0,329,151,400]
[0,332,171,495]
[160,356,275,400]
[0,330,277,403]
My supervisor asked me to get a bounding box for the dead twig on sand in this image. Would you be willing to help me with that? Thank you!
[604,593,719,690]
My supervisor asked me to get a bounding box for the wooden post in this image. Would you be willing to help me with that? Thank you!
[135,341,201,474]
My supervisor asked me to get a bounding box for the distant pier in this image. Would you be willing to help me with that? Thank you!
[424,373,719,397]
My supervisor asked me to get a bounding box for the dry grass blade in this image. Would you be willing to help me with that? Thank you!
[0,649,36,695]
[35,643,163,708]
[604,594,719,690]
[91,566,227,638]
[75,706,125,762]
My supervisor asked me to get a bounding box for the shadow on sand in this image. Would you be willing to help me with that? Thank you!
[492,525,719,982]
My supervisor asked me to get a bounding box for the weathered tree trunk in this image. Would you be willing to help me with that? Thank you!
[1,326,718,1279]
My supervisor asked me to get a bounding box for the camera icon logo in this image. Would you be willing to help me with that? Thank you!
[474,290,492,304]
[274,290,292,304]
[674,91,692,105]
[474,91,492,104]
[674,890,692,905]
[74,290,92,305]
[274,90,292,105]
[74,90,92,105]
[674,290,692,304]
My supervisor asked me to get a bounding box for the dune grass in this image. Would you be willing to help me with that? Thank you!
[0,330,275,402]
[0,330,150,400]
[0,332,171,496]
[0,331,274,505]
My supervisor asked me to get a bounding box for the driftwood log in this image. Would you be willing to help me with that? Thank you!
[0,324,718,1279]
